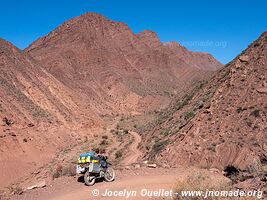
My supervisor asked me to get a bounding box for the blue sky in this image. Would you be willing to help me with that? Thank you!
[0,0,266,64]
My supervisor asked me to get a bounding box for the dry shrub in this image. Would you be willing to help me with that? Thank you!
[62,164,76,176]
[8,185,23,195]
[52,164,62,179]
[248,158,264,177]
[52,163,76,179]
[92,146,106,154]
[173,171,231,200]
[102,135,108,139]
[115,149,123,159]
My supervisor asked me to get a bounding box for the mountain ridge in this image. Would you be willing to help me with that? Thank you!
[0,12,222,187]
[25,12,222,115]
[141,32,266,176]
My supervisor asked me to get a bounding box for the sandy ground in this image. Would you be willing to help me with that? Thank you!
[11,168,179,200]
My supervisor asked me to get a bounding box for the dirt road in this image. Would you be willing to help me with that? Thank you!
[11,131,181,200]
[11,168,180,200]
[49,173,175,200]
[8,130,229,200]
[120,131,142,166]
[11,167,230,200]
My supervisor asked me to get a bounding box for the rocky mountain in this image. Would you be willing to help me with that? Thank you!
[0,39,99,127]
[0,38,101,187]
[25,13,222,115]
[142,32,267,175]
[0,12,222,187]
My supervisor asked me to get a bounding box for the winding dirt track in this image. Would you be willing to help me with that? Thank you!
[11,131,179,200]
[120,131,143,166]
[10,131,230,200]
[12,131,191,200]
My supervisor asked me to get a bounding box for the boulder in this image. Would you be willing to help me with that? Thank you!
[256,87,267,94]
[134,164,141,169]
[235,60,242,68]
[27,180,46,190]
[239,55,249,62]
[143,160,148,164]
[209,168,221,174]
[147,164,157,168]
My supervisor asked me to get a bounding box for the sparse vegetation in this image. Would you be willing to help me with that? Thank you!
[250,109,260,117]
[236,107,244,113]
[110,129,119,135]
[184,111,195,120]
[52,163,75,179]
[149,139,169,159]
[207,145,216,152]
[0,79,52,120]
[52,164,63,179]
[61,164,76,176]
[102,135,108,140]
[115,149,123,159]
[92,146,106,154]
[99,139,109,145]
[8,185,23,195]
[223,165,239,181]
[116,124,120,130]
[244,118,253,127]
[253,42,260,47]
[247,158,264,177]
[173,171,230,200]
[2,117,13,126]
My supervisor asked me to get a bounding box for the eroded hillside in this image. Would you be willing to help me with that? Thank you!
[26,12,222,115]
[142,32,267,175]
[0,38,102,187]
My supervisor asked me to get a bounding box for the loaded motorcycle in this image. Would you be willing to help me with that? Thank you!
[76,152,115,186]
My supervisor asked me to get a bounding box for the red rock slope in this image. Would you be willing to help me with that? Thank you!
[0,38,100,187]
[144,32,266,172]
[0,12,222,187]
[25,13,222,114]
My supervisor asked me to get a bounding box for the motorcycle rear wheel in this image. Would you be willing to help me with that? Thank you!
[84,171,96,186]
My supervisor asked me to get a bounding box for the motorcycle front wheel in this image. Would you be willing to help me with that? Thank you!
[84,171,96,186]
[104,168,115,182]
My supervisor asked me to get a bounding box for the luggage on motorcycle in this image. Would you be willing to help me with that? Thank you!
[78,152,95,164]
[80,152,95,158]
[92,159,99,163]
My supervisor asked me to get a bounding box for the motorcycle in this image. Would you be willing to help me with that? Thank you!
[76,153,115,186]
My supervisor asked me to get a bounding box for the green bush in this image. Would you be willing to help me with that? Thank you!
[149,140,169,158]
[184,111,195,120]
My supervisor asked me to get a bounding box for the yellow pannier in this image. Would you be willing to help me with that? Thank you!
[78,156,91,164]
